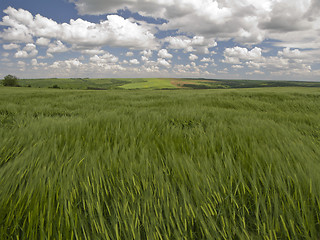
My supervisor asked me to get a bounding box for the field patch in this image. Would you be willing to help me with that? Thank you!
[119,78,177,89]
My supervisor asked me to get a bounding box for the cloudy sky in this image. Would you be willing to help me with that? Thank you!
[0,0,320,80]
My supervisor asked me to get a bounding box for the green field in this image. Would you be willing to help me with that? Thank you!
[0,87,320,239]
[119,78,176,89]
[15,77,320,90]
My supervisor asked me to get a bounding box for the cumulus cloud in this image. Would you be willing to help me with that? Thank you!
[36,37,50,46]
[14,50,29,58]
[158,49,173,59]
[70,0,256,42]
[1,2,320,80]
[51,58,83,69]
[30,58,47,70]
[130,59,140,65]
[165,35,217,54]
[14,43,38,58]
[277,47,307,60]
[221,45,315,78]
[80,49,105,55]
[157,58,171,68]
[23,43,36,52]
[223,47,262,64]
[232,65,244,69]
[200,57,215,63]
[70,0,320,46]
[47,40,68,53]
[0,7,159,50]
[37,53,53,59]
[142,65,160,73]
[3,43,20,50]
[0,8,34,42]
[31,58,38,66]
[189,54,198,61]
[140,50,153,57]
[126,52,134,57]
[90,53,119,64]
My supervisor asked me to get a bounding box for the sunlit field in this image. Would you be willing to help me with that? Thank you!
[0,87,319,239]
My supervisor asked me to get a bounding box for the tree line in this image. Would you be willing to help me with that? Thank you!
[1,75,19,87]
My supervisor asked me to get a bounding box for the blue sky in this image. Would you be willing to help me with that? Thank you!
[0,0,320,80]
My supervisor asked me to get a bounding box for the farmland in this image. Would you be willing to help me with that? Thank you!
[0,86,320,239]
[16,77,320,90]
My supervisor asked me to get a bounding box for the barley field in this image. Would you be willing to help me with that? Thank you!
[0,87,319,239]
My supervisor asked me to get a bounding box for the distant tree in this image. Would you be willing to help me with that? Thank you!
[2,75,18,87]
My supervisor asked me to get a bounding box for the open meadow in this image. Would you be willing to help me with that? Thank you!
[0,86,320,239]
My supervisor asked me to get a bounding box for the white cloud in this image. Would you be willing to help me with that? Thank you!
[90,53,119,64]
[14,43,38,58]
[23,43,36,52]
[158,49,172,59]
[141,56,149,62]
[130,59,140,65]
[200,57,215,63]
[189,54,198,61]
[247,70,265,76]
[31,58,48,70]
[157,58,171,68]
[3,43,20,50]
[47,40,68,53]
[278,48,304,59]
[223,47,262,64]
[36,37,51,46]
[221,46,315,78]
[142,65,160,73]
[232,65,244,69]
[31,58,38,66]
[80,49,105,55]
[0,7,159,50]
[223,57,241,64]
[51,58,83,69]
[165,35,217,54]
[0,8,34,42]
[126,52,134,57]
[71,0,253,42]
[41,59,125,78]
[17,60,26,69]
[37,53,53,59]
[140,49,153,57]
[246,61,262,69]
[14,50,29,58]
[70,0,320,48]
[1,3,320,80]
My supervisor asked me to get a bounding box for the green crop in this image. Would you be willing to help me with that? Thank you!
[0,87,319,239]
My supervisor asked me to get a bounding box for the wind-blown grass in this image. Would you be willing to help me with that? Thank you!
[0,87,319,239]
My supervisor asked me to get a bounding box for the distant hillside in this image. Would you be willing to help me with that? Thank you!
[10,78,320,90]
